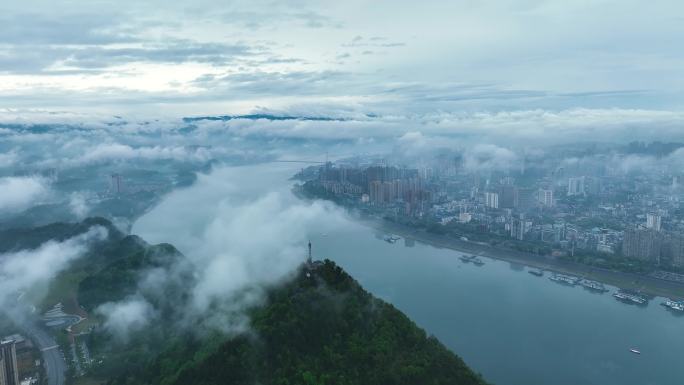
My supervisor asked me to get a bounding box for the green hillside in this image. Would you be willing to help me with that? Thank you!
[102,260,487,385]
[3,218,489,385]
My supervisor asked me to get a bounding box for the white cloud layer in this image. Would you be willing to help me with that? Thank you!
[96,296,156,341]
[0,226,108,311]
[0,176,51,213]
[125,164,350,334]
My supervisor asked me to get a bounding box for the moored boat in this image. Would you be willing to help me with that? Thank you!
[383,234,400,243]
[613,289,648,305]
[579,279,608,293]
[662,298,684,312]
[549,273,579,286]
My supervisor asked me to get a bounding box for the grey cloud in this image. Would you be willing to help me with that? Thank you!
[68,192,91,219]
[0,150,19,168]
[341,36,406,48]
[125,164,351,334]
[191,70,352,96]
[96,296,156,342]
[0,176,51,213]
[0,41,261,73]
[214,8,340,30]
[463,144,519,172]
[62,42,258,69]
[0,226,108,315]
[0,12,138,45]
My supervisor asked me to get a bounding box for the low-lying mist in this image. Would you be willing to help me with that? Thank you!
[96,163,352,337]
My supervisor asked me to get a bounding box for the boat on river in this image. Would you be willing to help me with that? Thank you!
[579,279,609,293]
[383,234,401,243]
[549,273,579,286]
[662,298,684,312]
[613,289,648,305]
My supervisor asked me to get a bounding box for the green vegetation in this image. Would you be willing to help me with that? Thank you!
[78,241,182,311]
[103,260,487,385]
[0,217,121,253]
[3,218,489,385]
[561,250,654,274]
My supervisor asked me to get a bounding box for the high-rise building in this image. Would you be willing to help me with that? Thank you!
[509,214,526,240]
[369,180,383,204]
[498,185,518,209]
[646,213,662,232]
[485,192,499,209]
[623,227,662,263]
[567,177,585,196]
[516,188,537,210]
[585,176,601,196]
[669,233,684,267]
[538,189,554,207]
[0,339,18,385]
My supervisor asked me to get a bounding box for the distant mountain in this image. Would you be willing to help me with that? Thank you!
[182,113,345,123]
[0,217,122,253]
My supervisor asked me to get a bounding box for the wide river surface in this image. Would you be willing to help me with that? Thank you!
[134,163,684,385]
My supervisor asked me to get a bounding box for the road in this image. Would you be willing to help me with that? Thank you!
[23,323,66,385]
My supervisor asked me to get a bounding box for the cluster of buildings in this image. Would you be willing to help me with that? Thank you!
[623,225,684,266]
[317,164,433,216]
[301,145,684,273]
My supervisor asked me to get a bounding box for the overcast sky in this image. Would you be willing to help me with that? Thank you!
[1,0,683,118]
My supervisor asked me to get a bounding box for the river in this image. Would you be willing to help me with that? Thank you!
[133,163,684,385]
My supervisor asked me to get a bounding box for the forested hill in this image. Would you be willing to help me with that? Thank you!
[113,260,488,385]
[2,218,489,385]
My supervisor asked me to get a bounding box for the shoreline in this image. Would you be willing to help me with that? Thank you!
[356,216,684,300]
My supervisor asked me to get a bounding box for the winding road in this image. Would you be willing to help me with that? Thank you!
[23,323,66,385]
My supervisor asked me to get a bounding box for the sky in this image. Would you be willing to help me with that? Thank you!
[2,1,684,340]
[1,0,683,118]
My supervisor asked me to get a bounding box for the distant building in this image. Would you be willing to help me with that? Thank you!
[516,188,537,211]
[668,233,684,267]
[509,214,527,240]
[498,185,518,209]
[0,339,19,385]
[646,213,662,232]
[567,177,585,196]
[485,192,499,209]
[585,176,601,196]
[538,189,554,207]
[622,227,662,263]
[369,180,383,204]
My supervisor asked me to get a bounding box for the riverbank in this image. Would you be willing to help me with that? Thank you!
[358,216,684,300]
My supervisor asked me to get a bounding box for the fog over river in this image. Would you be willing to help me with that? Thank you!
[134,163,684,385]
